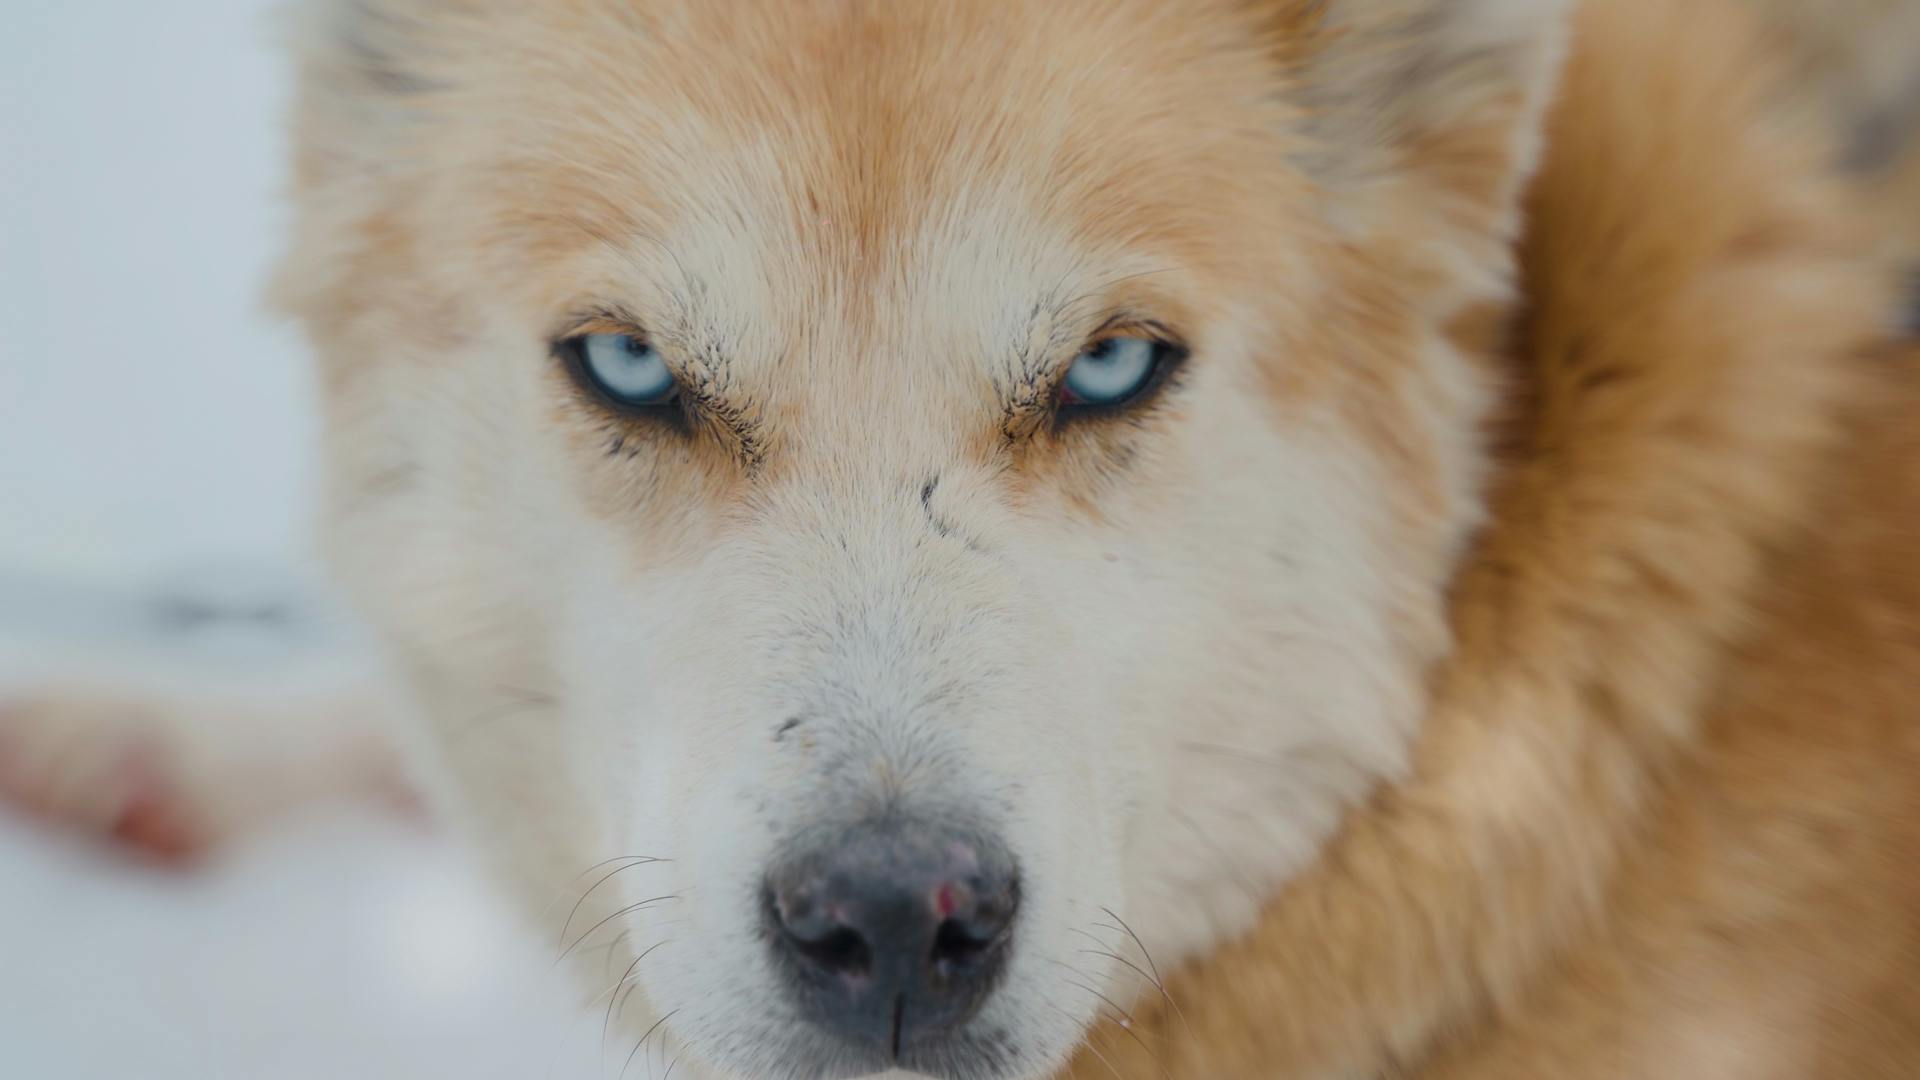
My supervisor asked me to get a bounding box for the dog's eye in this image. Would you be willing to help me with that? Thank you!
[569,332,678,408]
[1059,336,1165,409]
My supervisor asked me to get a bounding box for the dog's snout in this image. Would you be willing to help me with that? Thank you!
[766,819,1019,1058]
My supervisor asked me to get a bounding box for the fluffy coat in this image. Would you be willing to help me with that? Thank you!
[1068,1,1920,1076]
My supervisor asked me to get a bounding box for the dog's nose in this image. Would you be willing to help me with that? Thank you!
[766,818,1019,1056]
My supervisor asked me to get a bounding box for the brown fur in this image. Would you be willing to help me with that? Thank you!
[265,0,1918,1074]
[8,3,1911,1075]
[1066,1,1920,1076]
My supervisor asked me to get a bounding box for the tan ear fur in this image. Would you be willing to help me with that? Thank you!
[284,0,456,99]
[1251,0,1577,311]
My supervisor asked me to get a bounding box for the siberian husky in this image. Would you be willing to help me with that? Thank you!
[6,1,1918,1077]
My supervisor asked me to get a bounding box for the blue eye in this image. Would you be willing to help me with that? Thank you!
[1060,336,1164,408]
[573,332,677,407]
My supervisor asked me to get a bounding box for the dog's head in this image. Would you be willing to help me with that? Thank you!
[278,1,1569,1076]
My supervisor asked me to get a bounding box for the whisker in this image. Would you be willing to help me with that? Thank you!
[1096,1009,1171,1080]
[600,940,669,1056]
[1067,978,1136,1027]
[608,983,642,1066]
[556,895,680,966]
[536,854,670,926]
[621,1007,681,1080]
[559,857,667,948]
[1176,740,1307,770]
[1070,927,1174,1007]
[595,930,636,982]
[451,689,558,742]
[1076,948,1168,1007]
[1047,958,1170,1079]
[1050,1004,1123,1080]
[493,682,559,705]
[1098,909,1162,987]
[1042,958,1135,1022]
[1093,911,1191,1039]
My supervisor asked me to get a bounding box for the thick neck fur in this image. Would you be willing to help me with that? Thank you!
[1069,0,1905,1075]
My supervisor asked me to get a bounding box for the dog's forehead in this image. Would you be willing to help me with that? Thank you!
[479,0,1299,378]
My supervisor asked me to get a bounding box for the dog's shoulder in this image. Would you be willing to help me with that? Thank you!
[1065,0,1920,1074]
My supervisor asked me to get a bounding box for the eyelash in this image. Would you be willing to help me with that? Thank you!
[553,314,1189,449]
[1052,334,1189,419]
[555,334,694,432]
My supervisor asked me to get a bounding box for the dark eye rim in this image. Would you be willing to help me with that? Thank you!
[553,329,690,426]
[1054,331,1190,422]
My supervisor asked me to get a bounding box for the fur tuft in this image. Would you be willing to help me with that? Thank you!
[1252,0,1575,243]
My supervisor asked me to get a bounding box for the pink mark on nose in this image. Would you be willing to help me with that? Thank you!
[946,840,980,871]
[935,882,961,919]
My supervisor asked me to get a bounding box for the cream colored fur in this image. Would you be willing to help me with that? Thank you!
[2,1,1916,1078]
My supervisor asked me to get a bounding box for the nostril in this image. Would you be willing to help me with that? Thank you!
[766,821,1021,1055]
[929,917,996,974]
[769,882,875,978]
[928,878,1017,976]
[791,924,872,977]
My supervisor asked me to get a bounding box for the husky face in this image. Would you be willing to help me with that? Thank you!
[280,1,1567,1076]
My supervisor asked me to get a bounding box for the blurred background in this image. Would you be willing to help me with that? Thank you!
[2,2,315,588]
[0,7,605,1077]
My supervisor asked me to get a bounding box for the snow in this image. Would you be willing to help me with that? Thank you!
[0,809,604,1080]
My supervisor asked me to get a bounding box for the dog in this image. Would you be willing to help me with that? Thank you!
[4,0,1917,1077]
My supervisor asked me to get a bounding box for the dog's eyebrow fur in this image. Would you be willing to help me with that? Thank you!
[995,274,1114,439]
[553,226,766,470]
[996,269,1183,442]
[655,274,769,470]
[678,364,766,472]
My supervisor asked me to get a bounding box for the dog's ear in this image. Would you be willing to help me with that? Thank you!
[274,0,479,328]
[1255,0,1574,267]
[285,0,460,99]
[280,0,486,171]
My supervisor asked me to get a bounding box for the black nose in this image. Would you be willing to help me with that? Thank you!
[765,818,1020,1059]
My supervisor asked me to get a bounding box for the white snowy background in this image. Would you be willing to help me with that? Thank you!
[1,5,606,1076]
